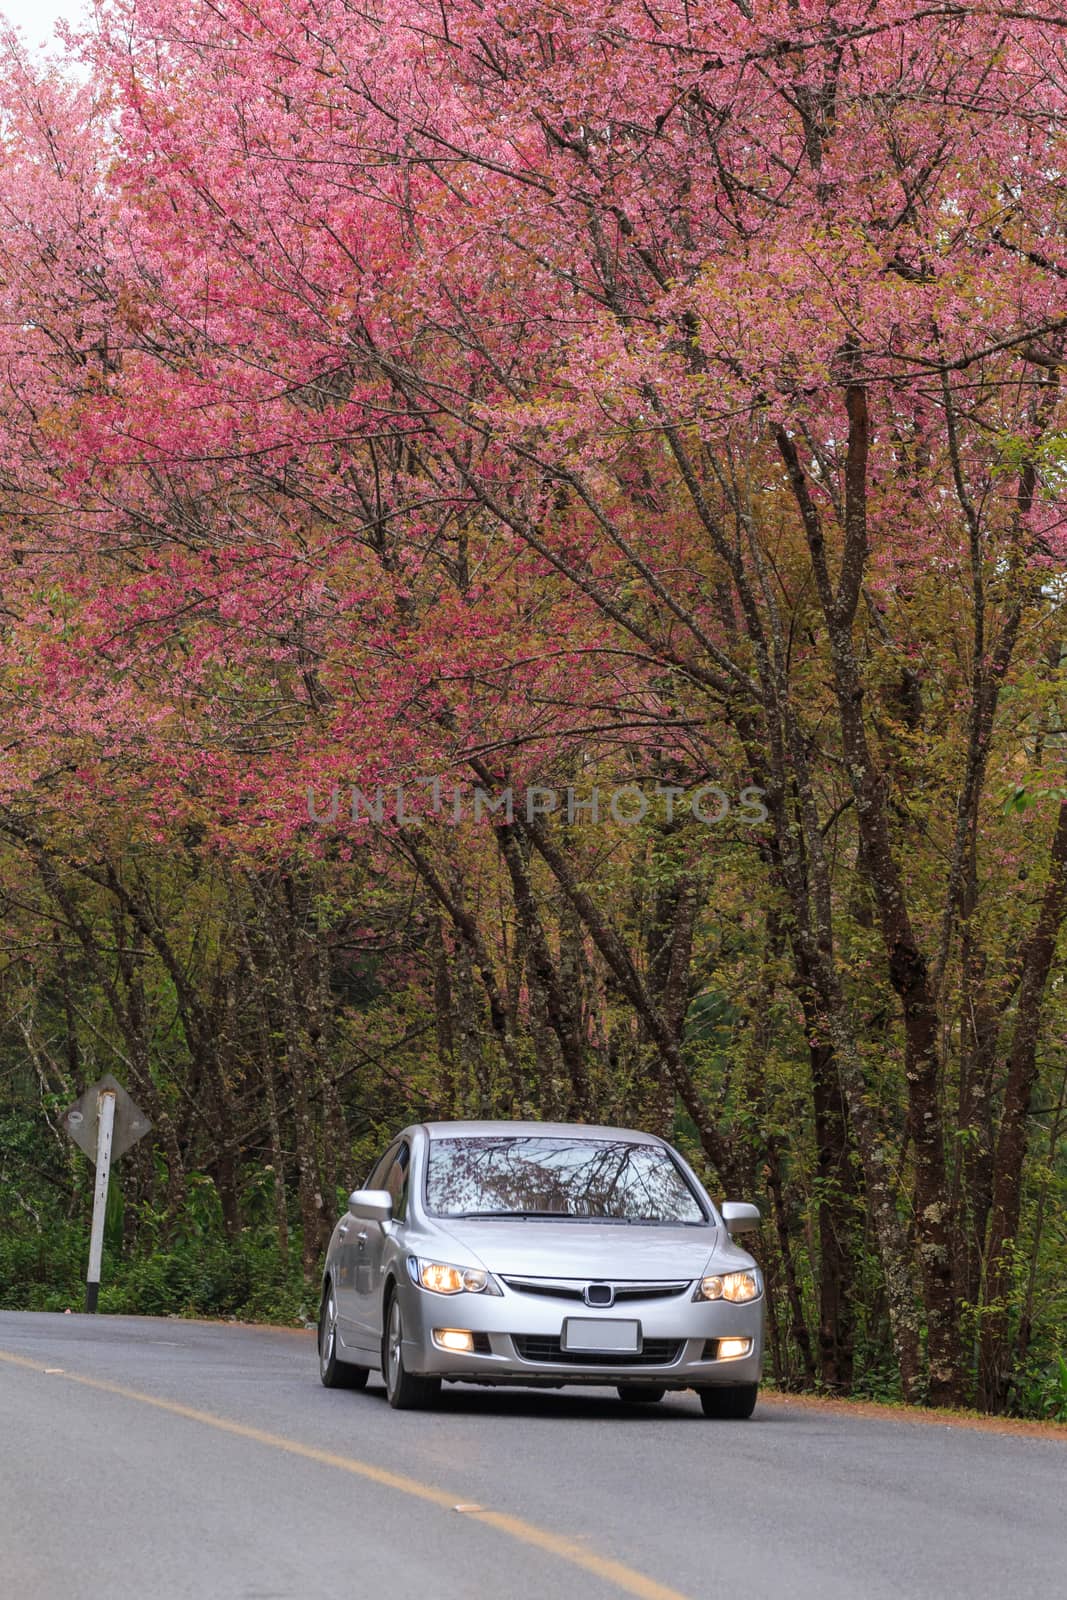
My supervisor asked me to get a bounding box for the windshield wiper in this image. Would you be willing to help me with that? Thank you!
[445,1210,688,1223]
[449,1209,576,1220]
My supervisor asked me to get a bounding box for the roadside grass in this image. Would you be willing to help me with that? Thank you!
[0,1222,310,1327]
[760,1386,1067,1439]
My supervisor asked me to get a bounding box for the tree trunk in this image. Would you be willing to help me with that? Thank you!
[978,799,1067,1409]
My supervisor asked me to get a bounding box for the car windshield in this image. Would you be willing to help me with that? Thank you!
[425,1135,707,1223]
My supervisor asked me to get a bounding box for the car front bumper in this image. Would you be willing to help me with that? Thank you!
[397,1276,764,1388]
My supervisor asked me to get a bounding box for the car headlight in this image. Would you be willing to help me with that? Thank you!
[694,1268,761,1303]
[408,1258,501,1295]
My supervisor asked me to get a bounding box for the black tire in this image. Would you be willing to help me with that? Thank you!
[617,1385,667,1403]
[319,1282,369,1390]
[383,1291,441,1411]
[698,1383,758,1419]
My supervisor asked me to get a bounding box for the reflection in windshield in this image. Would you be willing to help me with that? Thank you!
[425,1136,707,1223]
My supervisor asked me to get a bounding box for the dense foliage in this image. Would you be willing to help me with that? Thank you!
[0,0,1065,1414]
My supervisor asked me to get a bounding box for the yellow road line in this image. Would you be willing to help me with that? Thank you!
[0,1348,690,1600]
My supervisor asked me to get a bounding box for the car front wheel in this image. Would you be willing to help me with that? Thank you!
[319,1283,369,1390]
[698,1383,758,1419]
[383,1292,441,1410]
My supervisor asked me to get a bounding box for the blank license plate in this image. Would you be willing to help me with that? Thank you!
[561,1318,641,1354]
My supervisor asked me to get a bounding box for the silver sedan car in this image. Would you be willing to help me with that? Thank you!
[318,1120,764,1417]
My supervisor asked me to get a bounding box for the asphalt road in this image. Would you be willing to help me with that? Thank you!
[1,1312,1064,1600]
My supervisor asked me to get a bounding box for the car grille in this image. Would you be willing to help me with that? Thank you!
[512,1336,684,1367]
[501,1277,691,1303]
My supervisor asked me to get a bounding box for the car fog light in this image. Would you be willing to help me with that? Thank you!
[433,1328,475,1354]
[717,1337,752,1360]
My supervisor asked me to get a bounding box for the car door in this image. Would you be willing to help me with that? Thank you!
[336,1143,396,1345]
[350,1140,410,1354]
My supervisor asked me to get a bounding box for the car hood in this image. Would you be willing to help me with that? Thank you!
[428,1218,723,1280]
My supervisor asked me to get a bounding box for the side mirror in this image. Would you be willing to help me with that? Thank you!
[721,1201,761,1235]
[348,1188,393,1224]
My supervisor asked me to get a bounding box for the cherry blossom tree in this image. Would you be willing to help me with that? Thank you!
[1,1,1065,1405]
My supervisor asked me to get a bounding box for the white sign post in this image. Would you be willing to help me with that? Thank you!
[85,1090,116,1314]
[62,1074,151,1314]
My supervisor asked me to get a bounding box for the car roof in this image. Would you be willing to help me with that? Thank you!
[419,1119,668,1144]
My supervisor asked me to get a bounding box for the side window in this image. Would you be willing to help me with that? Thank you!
[383,1142,411,1222]
[367,1144,397,1191]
